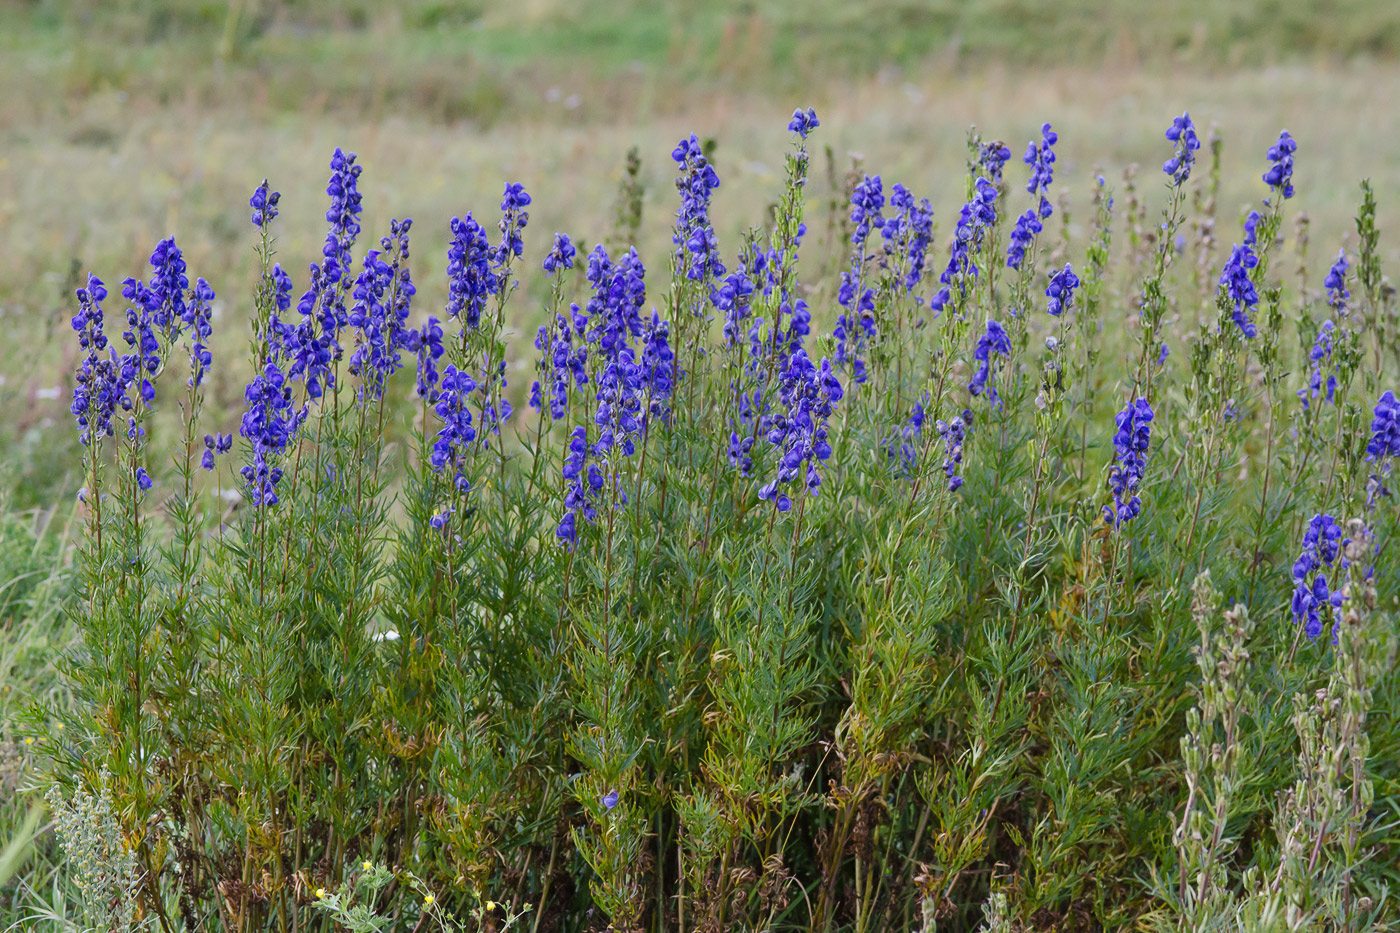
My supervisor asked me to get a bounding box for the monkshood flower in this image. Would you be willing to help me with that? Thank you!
[936,411,969,492]
[787,107,819,139]
[833,312,876,385]
[1006,209,1042,270]
[249,180,280,229]
[582,246,648,373]
[1104,398,1153,527]
[1242,210,1261,248]
[593,347,646,460]
[71,276,125,445]
[1162,112,1201,185]
[968,319,1011,406]
[239,359,304,506]
[1298,320,1337,411]
[321,148,364,288]
[850,174,885,248]
[201,432,233,470]
[728,430,756,477]
[186,278,215,388]
[475,360,513,439]
[412,316,445,399]
[274,305,337,401]
[714,264,756,347]
[141,236,189,335]
[430,365,478,494]
[1366,390,1400,462]
[1024,122,1058,219]
[557,425,602,546]
[495,182,531,267]
[884,399,926,477]
[930,177,998,315]
[1325,249,1349,313]
[1290,513,1345,640]
[531,312,589,419]
[1045,263,1080,316]
[882,184,934,292]
[346,248,396,393]
[977,140,1013,185]
[1263,130,1297,200]
[271,263,293,312]
[640,311,676,420]
[1220,242,1260,338]
[136,467,152,492]
[757,350,842,511]
[446,212,499,329]
[542,232,576,275]
[672,134,725,283]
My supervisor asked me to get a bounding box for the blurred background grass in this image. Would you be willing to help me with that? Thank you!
[0,0,1399,510]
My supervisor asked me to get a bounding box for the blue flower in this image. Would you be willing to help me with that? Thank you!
[930,177,999,315]
[1162,113,1201,185]
[496,182,531,266]
[1366,390,1400,461]
[239,359,304,507]
[1104,398,1154,527]
[977,140,1013,185]
[1324,249,1349,312]
[850,175,885,248]
[542,232,576,275]
[430,365,479,494]
[787,107,820,139]
[1290,513,1345,640]
[672,134,725,284]
[757,350,842,510]
[446,213,499,329]
[1263,130,1296,200]
[968,319,1011,406]
[71,276,124,446]
[186,278,215,387]
[1006,209,1043,270]
[558,425,600,546]
[321,148,364,288]
[936,412,969,492]
[1298,321,1338,411]
[250,180,280,229]
[201,432,232,470]
[882,183,935,292]
[1024,123,1058,219]
[530,311,589,419]
[1219,241,1260,338]
[136,467,152,491]
[601,790,619,810]
[1045,263,1080,316]
[411,316,445,399]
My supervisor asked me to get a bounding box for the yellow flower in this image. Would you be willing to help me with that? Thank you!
[423,893,435,906]
[23,737,33,745]
[55,722,65,730]
[315,887,326,899]
[486,901,497,911]
[362,861,373,872]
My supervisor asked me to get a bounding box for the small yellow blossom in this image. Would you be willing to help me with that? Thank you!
[23,737,34,745]
[486,901,497,911]
[362,860,373,871]
[315,887,326,899]
[423,892,435,906]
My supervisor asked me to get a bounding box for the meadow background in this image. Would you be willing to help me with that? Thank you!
[3,0,1400,930]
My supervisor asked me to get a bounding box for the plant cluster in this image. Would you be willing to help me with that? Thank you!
[35,106,1400,932]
